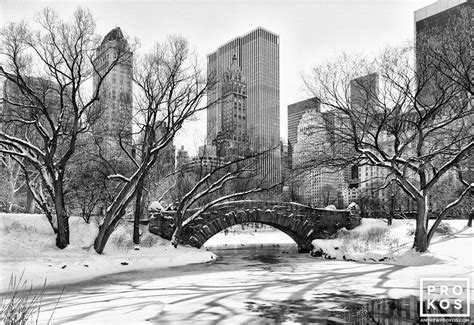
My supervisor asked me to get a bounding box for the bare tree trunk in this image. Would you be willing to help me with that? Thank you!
[413,196,429,252]
[94,162,152,253]
[133,181,144,244]
[94,209,124,254]
[26,189,35,213]
[45,209,58,234]
[388,192,394,226]
[54,182,69,249]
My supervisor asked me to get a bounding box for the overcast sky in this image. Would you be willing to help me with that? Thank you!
[0,0,434,154]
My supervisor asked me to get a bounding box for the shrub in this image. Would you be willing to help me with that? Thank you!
[109,224,166,249]
[365,227,390,242]
[338,227,398,255]
[109,225,134,250]
[140,233,161,247]
[435,222,453,235]
[3,221,37,235]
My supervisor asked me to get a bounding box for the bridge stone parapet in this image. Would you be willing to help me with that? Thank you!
[149,200,360,253]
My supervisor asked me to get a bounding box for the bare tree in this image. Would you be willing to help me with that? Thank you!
[303,8,472,252]
[430,171,473,219]
[66,155,107,223]
[92,36,216,254]
[130,127,175,244]
[321,184,338,207]
[354,193,385,219]
[0,8,131,248]
[0,154,26,211]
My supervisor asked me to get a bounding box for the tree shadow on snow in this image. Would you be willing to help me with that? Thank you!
[31,258,415,323]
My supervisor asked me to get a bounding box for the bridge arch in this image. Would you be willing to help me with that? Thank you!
[149,201,360,253]
[189,215,314,252]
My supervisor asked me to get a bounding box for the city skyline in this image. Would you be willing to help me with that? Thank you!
[0,1,472,322]
[0,0,435,154]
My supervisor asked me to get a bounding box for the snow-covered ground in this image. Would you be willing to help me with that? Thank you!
[312,218,473,268]
[1,215,473,323]
[0,213,215,293]
[2,215,472,294]
[0,214,474,325]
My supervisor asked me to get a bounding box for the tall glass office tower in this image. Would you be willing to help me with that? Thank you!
[207,27,281,185]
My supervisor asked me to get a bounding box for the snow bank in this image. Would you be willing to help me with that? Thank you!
[0,213,215,292]
[312,219,473,267]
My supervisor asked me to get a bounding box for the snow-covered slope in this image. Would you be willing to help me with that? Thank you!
[0,214,215,292]
[312,218,473,267]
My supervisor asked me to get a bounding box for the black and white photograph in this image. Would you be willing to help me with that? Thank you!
[0,0,472,323]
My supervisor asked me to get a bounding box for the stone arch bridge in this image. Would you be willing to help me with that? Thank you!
[149,201,360,252]
[148,201,360,253]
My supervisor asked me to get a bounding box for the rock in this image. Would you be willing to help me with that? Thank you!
[311,249,324,257]
[347,202,358,210]
[121,262,129,265]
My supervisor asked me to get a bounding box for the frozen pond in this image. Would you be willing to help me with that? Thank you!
[32,253,440,324]
[34,253,463,324]
[18,227,472,324]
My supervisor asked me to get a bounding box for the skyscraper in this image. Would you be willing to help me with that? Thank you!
[293,110,342,206]
[346,72,380,188]
[213,54,249,158]
[207,27,280,185]
[414,0,472,97]
[414,0,473,214]
[287,97,320,169]
[93,27,133,155]
[415,0,471,38]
